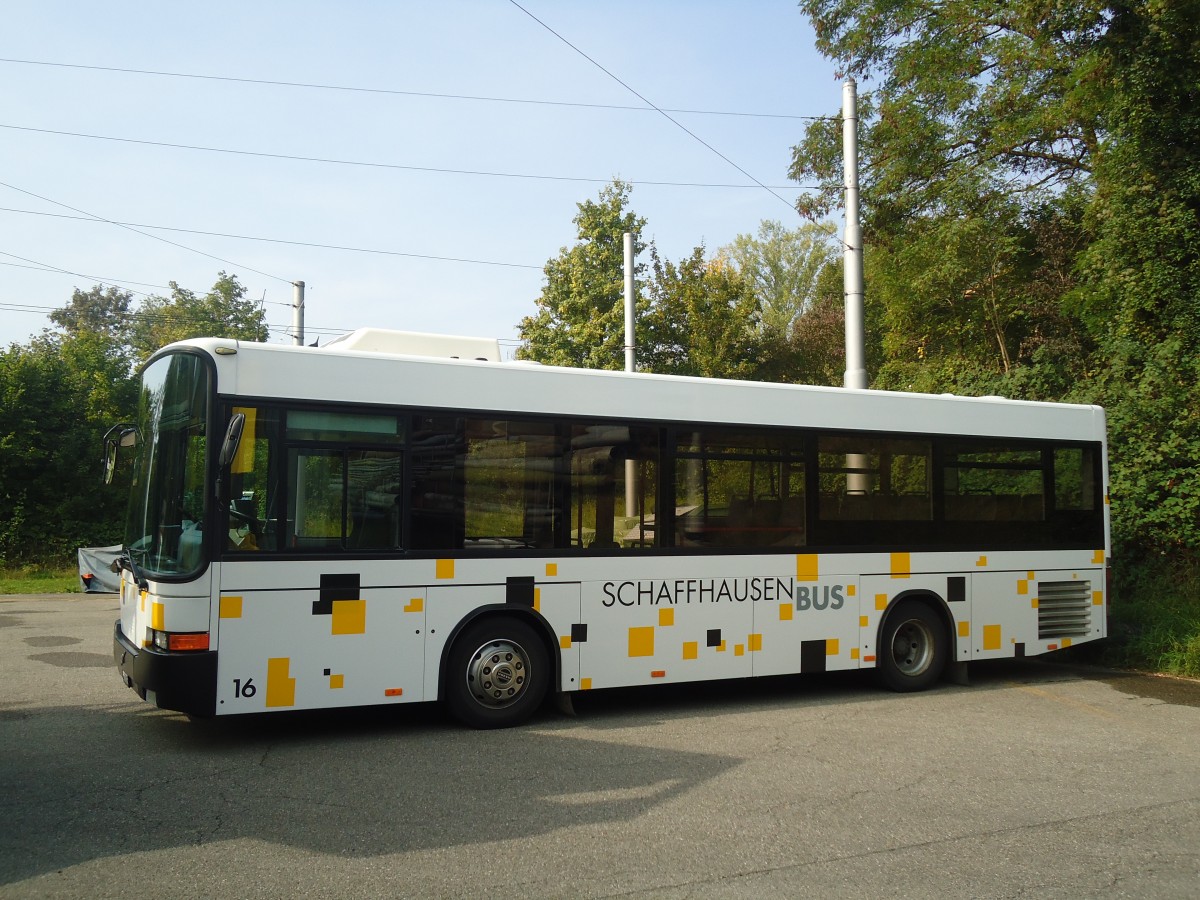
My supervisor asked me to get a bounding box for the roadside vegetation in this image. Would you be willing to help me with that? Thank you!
[1102,559,1200,678]
[0,564,78,595]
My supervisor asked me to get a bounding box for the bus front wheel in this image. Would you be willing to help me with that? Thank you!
[876,600,947,692]
[445,617,549,728]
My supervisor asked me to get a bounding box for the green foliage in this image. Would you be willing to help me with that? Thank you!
[0,331,134,565]
[0,564,79,595]
[0,272,272,565]
[716,220,838,335]
[792,0,1200,570]
[125,271,269,361]
[518,180,648,369]
[638,246,764,379]
[792,0,1107,226]
[1094,556,1200,678]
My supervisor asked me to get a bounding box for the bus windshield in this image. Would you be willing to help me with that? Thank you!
[125,352,210,578]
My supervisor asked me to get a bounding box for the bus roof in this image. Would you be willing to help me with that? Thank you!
[163,336,1106,444]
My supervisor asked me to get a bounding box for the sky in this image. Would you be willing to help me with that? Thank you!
[1,1,841,358]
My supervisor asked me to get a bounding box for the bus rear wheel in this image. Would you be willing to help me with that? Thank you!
[445,617,548,729]
[876,600,946,693]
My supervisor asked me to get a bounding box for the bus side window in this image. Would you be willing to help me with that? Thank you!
[568,425,658,550]
[225,406,281,552]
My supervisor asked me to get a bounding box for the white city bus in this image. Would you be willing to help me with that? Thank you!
[110,328,1109,727]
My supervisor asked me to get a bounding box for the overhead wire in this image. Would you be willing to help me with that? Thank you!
[0,179,294,285]
[0,249,165,297]
[2,27,833,339]
[0,57,831,122]
[0,124,815,190]
[0,206,544,270]
[506,0,801,217]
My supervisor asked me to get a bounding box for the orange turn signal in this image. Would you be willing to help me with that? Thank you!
[167,632,210,651]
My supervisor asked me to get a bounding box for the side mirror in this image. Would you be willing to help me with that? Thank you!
[218,413,246,469]
[103,439,118,485]
[102,423,138,485]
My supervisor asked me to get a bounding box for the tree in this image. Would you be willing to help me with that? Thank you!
[49,284,134,343]
[1071,0,1200,556]
[716,220,838,335]
[0,330,137,564]
[790,0,1109,229]
[518,181,647,369]
[790,0,1200,561]
[125,271,268,360]
[638,247,763,379]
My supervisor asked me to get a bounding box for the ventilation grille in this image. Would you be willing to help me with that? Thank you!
[1037,580,1092,639]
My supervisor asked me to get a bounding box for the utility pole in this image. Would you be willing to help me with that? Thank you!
[292,280,305,347]
[623,232,637,518]
[842,79,869,496]
[842,78,866,392]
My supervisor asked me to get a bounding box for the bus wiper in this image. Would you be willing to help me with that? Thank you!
[114,550,148,592]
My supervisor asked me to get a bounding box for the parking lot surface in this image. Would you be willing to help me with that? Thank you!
[2,593,1198,898]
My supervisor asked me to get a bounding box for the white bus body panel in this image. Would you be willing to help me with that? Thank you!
[150,338,1109,716]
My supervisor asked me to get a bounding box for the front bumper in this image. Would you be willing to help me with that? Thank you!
[113,621,218,717]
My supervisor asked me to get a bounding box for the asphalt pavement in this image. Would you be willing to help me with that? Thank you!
[2,593,1198,898]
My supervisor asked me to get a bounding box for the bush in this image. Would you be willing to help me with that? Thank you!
[1097,554,1200,678]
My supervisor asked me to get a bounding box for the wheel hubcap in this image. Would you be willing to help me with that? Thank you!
[891,619,934,677]
[465,639,530,709]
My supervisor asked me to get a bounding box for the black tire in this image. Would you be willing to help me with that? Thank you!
[876,599,947,692]
[444,617,549,729]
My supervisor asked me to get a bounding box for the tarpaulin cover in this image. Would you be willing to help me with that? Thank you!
[77,545,122,593]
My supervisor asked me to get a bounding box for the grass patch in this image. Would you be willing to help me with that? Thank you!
[1092,555,1200,678]
[0,564,79,595]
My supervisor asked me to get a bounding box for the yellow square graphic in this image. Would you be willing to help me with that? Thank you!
[779,602,794,621]
[826,639,839,656]
[734,644,745,657]
[580,678,592,690]
[1032,598,1040,608]
[890,552,911,578]
[1093,591,1103,606]
[875,593,889,611]
[628,626,655,658]
[403,597,423,613]
[958,620,970,638]
[683,641,698,660]
[332,598,367,635]
[534,588,541,612]
[983,624,1002,651]
[151,601,164,630]
[546,563,558,577]
[1063,638,1073,648]
[847,584,857,597]
[717,640,727,653]
[748,633,762,652]
[435,558,455,580]
[219,595,243,619]
[976,555,988,567]
[329,673,344,690]
[266,657,296,707]
[851,647,860,660]
[1093,550,1105,565]
[797,554,819,582]
[859,615,869,628]
[559,635,572,649]
[1018,580,1029,595]
[658,607,674,627]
